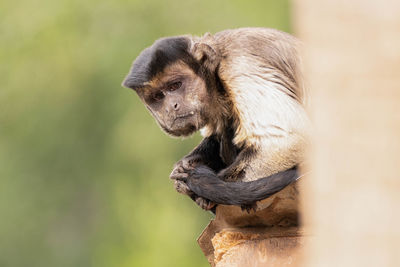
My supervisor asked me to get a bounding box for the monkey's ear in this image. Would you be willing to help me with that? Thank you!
[192,42,220,72]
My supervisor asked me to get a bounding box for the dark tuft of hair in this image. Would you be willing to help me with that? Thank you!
[122,37,198,89]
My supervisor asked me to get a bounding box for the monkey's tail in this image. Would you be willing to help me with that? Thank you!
[186,167,302,205]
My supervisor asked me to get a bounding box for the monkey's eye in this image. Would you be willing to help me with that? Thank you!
[152,91,165,101]
[167,81,182,91]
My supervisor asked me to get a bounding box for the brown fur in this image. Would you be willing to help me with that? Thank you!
[192,28,309,181]
[122,27,309,209]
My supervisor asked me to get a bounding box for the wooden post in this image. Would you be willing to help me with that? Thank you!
[198,182,306,266]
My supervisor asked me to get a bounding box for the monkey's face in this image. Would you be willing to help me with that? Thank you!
[137,62,210,137]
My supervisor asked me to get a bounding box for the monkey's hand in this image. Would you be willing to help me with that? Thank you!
[174,179,216,210]
[170,156,198,198]
[169,155,203,181]
[170,158,217,211]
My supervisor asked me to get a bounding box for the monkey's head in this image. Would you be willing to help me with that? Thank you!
[122,36,221,137]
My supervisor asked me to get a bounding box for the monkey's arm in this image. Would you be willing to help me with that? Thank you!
[169,135,226,211]
[183,144,302,206]
[186,165,299,205]
[170,135,225,180]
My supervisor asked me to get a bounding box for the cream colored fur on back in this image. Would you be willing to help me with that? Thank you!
[197,28,309,179]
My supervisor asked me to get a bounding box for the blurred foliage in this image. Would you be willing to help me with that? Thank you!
[0,0,290,266]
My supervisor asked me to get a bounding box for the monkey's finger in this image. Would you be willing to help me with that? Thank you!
[240,203,258,213]
[195,197,216,211]
[179,162,198,173]
[183,156,202,168]
[181,160,192,169]
[195,197,206,209]
[241,205,252,214]
[206,201,216,211]
[170,165,188,179]
[174,180,192,195]
[170,171,189,181]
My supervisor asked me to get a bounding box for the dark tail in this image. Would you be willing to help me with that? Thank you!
[186,167,299,205]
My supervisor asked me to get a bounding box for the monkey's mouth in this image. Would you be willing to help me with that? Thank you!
[171,112,195,126]
[175,111,195,119]
[169,112,198,136]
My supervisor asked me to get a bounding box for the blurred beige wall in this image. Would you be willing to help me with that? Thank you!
[295,0,400,266]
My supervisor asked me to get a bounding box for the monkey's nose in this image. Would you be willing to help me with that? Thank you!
[173,103,179,111]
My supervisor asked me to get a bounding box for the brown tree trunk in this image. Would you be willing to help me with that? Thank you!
[198,183,306,266]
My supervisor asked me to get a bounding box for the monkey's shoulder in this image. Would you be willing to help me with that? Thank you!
[203,29,306,146]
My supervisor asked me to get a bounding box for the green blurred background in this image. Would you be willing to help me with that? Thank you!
[0,1,290,266]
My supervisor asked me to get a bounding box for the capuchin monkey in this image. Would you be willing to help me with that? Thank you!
[122,28,309,211]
